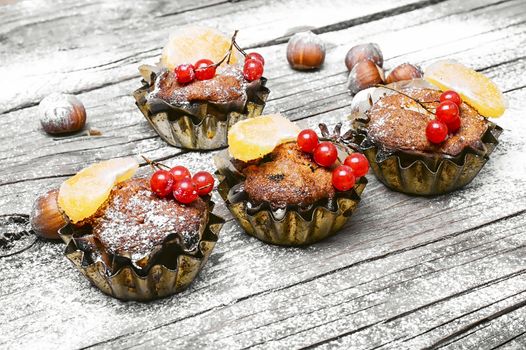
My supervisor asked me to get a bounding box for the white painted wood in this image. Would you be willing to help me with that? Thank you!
[0,0,525,349]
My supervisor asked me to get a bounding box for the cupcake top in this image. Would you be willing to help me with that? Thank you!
[56,157,218,270]
[367,88,488,156]
[91,178,208,261]
[241,143,335,208]
[149,66,249,105]
[222,114,369,210]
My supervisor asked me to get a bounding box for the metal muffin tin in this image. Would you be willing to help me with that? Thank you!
[350,80,502,196]
[59,202,224,301]
[214,146,367,246]
[133,69,269,150]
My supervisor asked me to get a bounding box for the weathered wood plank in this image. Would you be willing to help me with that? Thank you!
[1,0,525,349]
[0,0,437,114]
[430,303,526,349]
[1,87,525,347]
[53,212,526,349]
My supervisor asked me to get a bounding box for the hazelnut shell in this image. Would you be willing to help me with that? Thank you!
[30,189,68,240]
[39,93,86,134]
[345,43,383,72]
[286,31,326,70]
[385,63,423,84]
[347,60,385,95]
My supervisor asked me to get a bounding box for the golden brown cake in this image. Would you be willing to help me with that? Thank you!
[367,88,488,156]
[241,143,336,208]
[92,178,207,258]
[75,178,209,271]
[149,66,248,104]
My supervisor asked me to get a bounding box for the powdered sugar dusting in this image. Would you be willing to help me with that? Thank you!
[148,66,249,105]
[92,178,207,262]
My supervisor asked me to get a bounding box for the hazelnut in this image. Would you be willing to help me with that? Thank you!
[385,63,423,84]
[30,189,68,240]
[39,93,86,134]
[286,31,326,70]
[345,43,383,72]
[347,60,385,95]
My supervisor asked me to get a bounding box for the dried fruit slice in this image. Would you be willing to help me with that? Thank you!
[160,26,243,71]
[424,60,507,118]
[228,114,301,162]
[58,157,139,223]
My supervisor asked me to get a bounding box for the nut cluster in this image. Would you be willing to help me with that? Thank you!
[345,43,423,95]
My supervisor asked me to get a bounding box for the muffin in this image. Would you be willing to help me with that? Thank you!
[351,78,502,195]
[215,114,368,246]
[133,26,269,150]
[49,157,224,301]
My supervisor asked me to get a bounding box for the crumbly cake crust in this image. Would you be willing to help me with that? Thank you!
[149,66,248,105]
[241,143,335,208]
[90,178,208,261]
[367,88,488,156]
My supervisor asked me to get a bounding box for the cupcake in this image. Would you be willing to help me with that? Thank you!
[350,60,505,195]
[133,26,269,150]
[215,114,368,246]
[32,157,224,301]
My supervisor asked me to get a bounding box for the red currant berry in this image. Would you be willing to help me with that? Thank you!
[297,129,319,153]
[192,171,214,196]
[332,165,356,191]
[245,52,265,65]
[440,90,462,107]
[150,170,174,198]
[243,59,264,81]
[175,64,195,84]
[173,178,198,204]
[447,116,461,133]
[169,166,191,182]
[344,153,369,178]
[426,120,448,144]
[436,101,459,125]
[313,142,338,167]
[194,59,216,80]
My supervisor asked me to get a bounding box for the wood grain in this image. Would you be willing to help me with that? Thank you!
[0,0,525,349]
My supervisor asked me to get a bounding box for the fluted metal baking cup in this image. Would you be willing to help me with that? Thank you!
[133,76,269,150]
[350,81,502,196]
[59,209,224,301]
[215,147,367,246]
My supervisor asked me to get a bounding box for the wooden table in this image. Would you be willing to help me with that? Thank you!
[1,0,525,349]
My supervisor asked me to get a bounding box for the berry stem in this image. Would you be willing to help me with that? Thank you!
[212,30,239,67]
[374,84,435,114]
[141,155,170,171]
[227,30,239,65]
[232,41,247,56]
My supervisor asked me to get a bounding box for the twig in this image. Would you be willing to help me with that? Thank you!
[233,40,247,56]
[374,84,435,114]
[227,30,239,64]
[141,155,169,171]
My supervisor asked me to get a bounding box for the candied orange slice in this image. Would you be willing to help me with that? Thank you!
[160,26,243,70]
[424,60,507,118]
[228,114,301,162]
[57,157,139,223]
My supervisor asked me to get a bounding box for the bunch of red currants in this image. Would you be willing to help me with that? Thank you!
[150,165,214,204]
[426,90,463,144]
[174,52,265,85]
[296,129,369,192]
